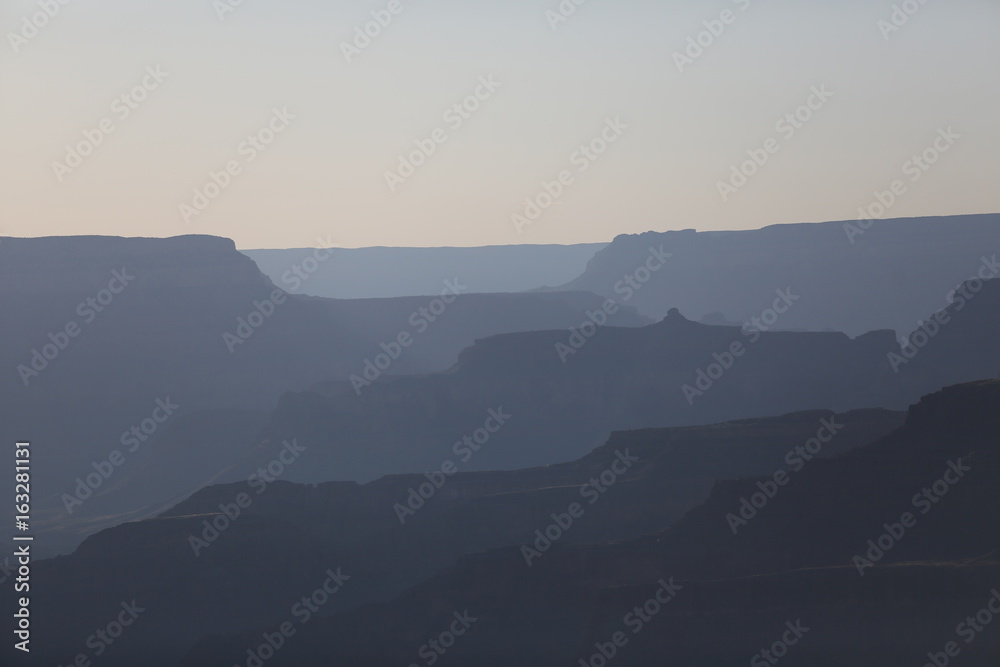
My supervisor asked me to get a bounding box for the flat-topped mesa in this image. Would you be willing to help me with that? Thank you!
[0,234,273,294]
[551,213,1000,337]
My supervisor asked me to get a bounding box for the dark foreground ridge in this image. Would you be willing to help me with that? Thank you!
[182,380,1000,666]
[18,407,903,665]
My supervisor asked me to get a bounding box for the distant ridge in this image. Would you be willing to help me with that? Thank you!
[553,213,1000,336]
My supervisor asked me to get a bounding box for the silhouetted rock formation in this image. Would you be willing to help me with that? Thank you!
[554,213,1000,336]
[19,408,901,666]
[179,381,1000,666]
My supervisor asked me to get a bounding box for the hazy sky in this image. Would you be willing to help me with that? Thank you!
[2,0,998,248]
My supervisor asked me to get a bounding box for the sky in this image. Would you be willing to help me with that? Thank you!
[1,0,998,249]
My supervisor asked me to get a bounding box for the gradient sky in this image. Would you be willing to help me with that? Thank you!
[2,0,998,248]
